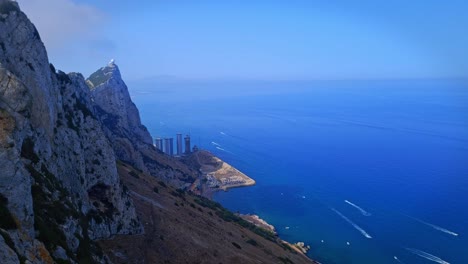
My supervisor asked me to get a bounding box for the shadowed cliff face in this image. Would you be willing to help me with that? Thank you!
[0,1,142,263]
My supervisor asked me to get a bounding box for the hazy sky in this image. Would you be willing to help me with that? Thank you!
[18,0,468,81]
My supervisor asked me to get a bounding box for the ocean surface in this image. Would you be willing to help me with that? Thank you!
[129,79,468,264]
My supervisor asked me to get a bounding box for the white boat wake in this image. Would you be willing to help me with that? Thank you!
[344,200,371,216]
[406,248,450,264]
[211,141,222,147]
[215,146,234,154]
[393,256,406,263]
[405,215,458,237]
[331,208,372,238]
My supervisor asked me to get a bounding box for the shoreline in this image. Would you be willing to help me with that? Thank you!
[239,214,320,263]
[185,149,318,263]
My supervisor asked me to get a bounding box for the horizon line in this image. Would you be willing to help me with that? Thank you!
[126,75,468,83]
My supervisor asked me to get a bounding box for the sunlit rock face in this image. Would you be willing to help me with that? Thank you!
[0,1,142,262]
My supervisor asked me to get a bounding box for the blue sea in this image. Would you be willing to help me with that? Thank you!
[130,79,468,264]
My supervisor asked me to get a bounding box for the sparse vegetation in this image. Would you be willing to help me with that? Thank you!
[74,99,94,119]
[129,170,139,179]
[26,161,104,263]
[194,196,277,242]
[31,183,71,252]
[65,109,79,134]
[76,214,103,264]
[194,197,223,210]
[232,242,242,249]
[87,68,111,87]
[246,238,259,247]
[170,190,184,198]
[278,256,295,264]
[280,242,295,252]
[158,181,167,188]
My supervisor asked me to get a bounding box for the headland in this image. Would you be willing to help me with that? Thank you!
[183,150,255,196]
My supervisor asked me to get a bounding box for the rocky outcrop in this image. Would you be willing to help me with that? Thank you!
[0,1,142,263]
[87,60,152,146]
[87,62,199,188]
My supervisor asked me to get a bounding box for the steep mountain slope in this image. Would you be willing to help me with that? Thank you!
[100,162,314,264]
[0,1,316,263]
[1,1,142,262]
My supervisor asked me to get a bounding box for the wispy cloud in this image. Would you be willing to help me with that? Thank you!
[18,0,106,51]
[17,0,115,75]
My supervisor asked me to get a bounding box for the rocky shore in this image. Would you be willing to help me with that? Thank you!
[239,214,314,256]
[238,214,276,234]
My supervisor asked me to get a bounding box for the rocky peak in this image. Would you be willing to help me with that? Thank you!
[87,61,153,145]
[87,59,120,89]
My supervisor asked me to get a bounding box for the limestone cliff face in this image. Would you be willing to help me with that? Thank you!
[87,63,199,188]
[87,61,152,146]
[0,1,142,263]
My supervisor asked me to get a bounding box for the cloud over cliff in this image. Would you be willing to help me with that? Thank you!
[17,0,116,75]
[18,0,104,49]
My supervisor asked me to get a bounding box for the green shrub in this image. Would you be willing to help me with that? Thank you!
[232,242,242,249]
[246,239,259,247]
[170,190,183,198]
[278,256,294,264]
[194,197,222,210]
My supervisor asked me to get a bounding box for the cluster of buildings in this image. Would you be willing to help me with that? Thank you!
[154,134,194,156]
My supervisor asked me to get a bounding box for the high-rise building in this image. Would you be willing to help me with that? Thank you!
[155,138,163,151]
[176,133,183,156]
[184,135,191,154]
[163,138,171,155]
[169,138,174,156]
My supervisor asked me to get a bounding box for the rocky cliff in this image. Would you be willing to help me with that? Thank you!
[86,61,199,188]
[1,1,141,263]
[0,1,315,263]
